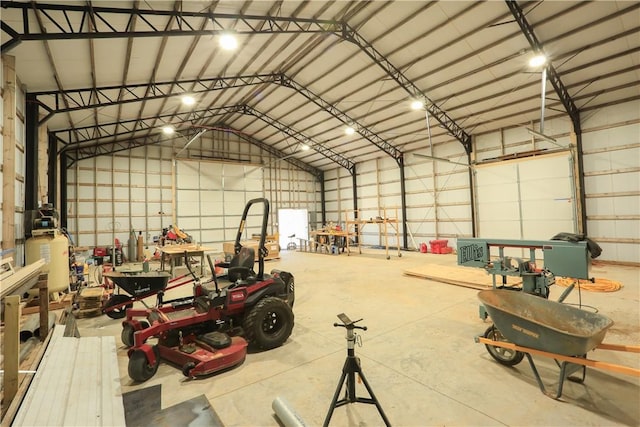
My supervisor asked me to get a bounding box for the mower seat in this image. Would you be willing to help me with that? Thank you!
[227,246,256,282]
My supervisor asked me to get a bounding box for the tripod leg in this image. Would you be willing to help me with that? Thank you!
[323,366,348,427]
[357,369,392,427]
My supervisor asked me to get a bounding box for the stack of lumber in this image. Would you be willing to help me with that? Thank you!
[0,259,45,299]
[404,264,522,291]
[72,287,105,318]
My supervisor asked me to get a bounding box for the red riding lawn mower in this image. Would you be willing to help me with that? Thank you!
[122,198,295,382]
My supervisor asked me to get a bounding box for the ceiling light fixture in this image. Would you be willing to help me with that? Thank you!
[181,95,195,106]
[162,125,175,135]
[345,126,355,136]
[410,100,424,110]
[300,143,310,151]
[219,33,238,50]
[529,54,547,68]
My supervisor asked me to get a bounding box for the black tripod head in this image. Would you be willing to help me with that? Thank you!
[334,313,367,331]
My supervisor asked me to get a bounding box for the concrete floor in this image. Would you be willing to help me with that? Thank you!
[77,249,640,426]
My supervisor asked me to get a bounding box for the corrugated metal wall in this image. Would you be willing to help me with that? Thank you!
[322,139,473,251]
[65,131,321,253]
[1,55,26,265]
[582,100,639,264]
[62,102,638,264]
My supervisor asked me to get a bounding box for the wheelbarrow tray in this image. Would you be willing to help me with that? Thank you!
[478,289,613,356]
[104,271,171,297]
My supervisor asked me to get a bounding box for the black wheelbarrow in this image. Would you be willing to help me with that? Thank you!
[476,289,639,398]
[102,270,183,319]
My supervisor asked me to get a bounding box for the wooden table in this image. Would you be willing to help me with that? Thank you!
[158,245,214,277]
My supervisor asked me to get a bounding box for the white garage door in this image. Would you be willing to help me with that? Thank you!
[474,152,576,245]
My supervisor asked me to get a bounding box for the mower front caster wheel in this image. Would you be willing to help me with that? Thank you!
[182,362,196,378]
[121,321,150,347]
[483,325,524,366]
[128,347,160,382]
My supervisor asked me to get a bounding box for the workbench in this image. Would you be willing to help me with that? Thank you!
[310,230,351,254]
[345,208,401,259]
[158,244,214,278]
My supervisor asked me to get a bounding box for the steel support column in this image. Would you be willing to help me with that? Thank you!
[25,93,39,211]
[320,176,326,226]
[574,125,588,235]
[467,151,477,237]
[397,156,408,250]
[352,166,358,244]
[60,154,69,229]
[47,132,57,208]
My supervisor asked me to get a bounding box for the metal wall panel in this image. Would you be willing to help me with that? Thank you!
[582,100,640,263]
[67,147,173,249]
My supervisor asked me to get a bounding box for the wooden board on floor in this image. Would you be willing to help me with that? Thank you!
[11,328,125,426]
[403,264,522,291]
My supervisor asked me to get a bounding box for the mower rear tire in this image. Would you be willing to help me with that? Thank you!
[484,325,524,366]
[243,297,294,350]
[271,270,295,308]
[104,294,133,319]
[128,346,160,382]
[121,321,149,347]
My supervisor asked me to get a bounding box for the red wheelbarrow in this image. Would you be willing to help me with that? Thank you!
[476,289,640,399]
[102,270,193,319]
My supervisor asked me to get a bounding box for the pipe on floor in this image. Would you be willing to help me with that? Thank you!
[272,396,306,427]
[19,312,56,341]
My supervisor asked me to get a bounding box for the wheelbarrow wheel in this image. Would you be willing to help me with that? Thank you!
[121,321,150,347]
[484,325,524,366]
[104,294,133,319]
[128,346,160,382]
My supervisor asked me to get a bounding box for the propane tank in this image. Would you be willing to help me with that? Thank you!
[25,230,70,295]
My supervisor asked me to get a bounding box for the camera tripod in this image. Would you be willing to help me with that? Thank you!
[323,313,391,427]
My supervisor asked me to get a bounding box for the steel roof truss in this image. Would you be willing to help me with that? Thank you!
[241,105,356,174]
[505,1,580,127]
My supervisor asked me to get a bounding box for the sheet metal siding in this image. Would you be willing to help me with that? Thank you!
[582,100,640,263]
[67,136,320,249]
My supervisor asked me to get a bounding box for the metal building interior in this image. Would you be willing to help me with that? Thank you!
[1,1,639,426]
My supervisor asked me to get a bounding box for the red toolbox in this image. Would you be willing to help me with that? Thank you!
[429,240,453,254]
[93,247,107,257]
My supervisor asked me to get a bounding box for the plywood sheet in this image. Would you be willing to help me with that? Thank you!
[404,264,522,291]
